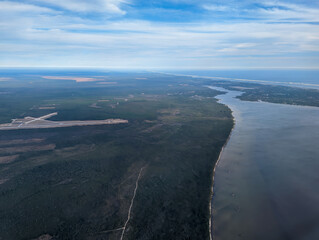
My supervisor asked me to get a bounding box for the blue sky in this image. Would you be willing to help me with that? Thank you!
[0,0,319,69]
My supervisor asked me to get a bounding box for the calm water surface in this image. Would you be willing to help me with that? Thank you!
[210,87,319,240]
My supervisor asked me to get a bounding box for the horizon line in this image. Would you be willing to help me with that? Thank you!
[1,66,319,70]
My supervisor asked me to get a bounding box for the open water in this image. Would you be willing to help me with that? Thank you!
[210,87,319,240]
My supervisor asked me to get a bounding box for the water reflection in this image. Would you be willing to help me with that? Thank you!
[210,87,319,240]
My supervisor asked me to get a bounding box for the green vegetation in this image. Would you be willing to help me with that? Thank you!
[203,80,319,107]
[1,70,317,239]
[0,72,233,240]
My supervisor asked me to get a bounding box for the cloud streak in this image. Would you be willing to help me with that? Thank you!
[32,0,129,14]
[0,1,55,13]
[0,0,318,69]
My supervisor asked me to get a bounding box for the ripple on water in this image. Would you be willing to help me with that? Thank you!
[210,87,319,240]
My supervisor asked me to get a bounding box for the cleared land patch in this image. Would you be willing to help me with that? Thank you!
[0,116,128,130]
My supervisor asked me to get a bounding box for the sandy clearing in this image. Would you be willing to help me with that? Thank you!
[0,155,19,164]
[42,76,101,82]
[32,234,53,240]
[0,144,56,154]
[90,103,101,109]
[0,178,9,185]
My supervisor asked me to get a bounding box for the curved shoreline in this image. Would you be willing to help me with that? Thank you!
[208,104,236,240]
[156,71,319,89]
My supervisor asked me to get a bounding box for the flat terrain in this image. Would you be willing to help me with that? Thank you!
[0,116,128,130]
[0,71,233,240]
[1,70,316,240]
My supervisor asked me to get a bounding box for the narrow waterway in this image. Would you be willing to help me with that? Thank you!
[210,87,319,240]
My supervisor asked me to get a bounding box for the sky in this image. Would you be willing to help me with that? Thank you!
[0,0,319,69]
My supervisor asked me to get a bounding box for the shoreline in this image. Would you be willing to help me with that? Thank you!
[208,101,236,240]
[155,71,319,109]
[156,71,319,89]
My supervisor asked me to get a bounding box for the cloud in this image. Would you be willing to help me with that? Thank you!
[31,0,129,14]
[0,1,55,13]
[257,1,319,22]
[202,4,231,12]
[0,0,319,69]
[202,1,319,23]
